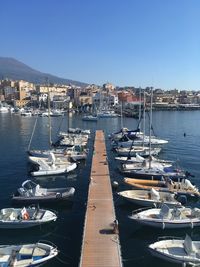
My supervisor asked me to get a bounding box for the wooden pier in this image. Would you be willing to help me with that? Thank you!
[79,130,122,267]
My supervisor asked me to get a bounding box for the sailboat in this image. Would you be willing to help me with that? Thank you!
[119,88,185,179]
[28,80,77,176]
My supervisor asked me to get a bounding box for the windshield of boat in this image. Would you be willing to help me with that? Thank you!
[22,180,37,191]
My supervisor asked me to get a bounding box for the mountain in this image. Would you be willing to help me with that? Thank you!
[0,57,87,87]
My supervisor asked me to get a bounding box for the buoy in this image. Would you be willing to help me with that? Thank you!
[112,181,119,189]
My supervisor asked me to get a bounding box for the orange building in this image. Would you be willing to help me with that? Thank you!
[118,91,139,102]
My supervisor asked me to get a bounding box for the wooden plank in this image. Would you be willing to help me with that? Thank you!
[80,130,122,267]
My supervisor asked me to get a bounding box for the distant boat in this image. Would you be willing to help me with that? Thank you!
[82,115,98,121]
[50,109,64,117]
[97,110,119,118]
[0,106,9,113]
[21,111,32,117]
[0,241,58,266]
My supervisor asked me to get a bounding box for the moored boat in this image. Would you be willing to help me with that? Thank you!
[123,177,200,197]
[30,158,77,176]
[12,180,75,204]
[82,115,98,121]
[149,235,200,265]
[130,204,200,229]
[0,206,57,228]
[117,189,182,207]
[0,241,58,266]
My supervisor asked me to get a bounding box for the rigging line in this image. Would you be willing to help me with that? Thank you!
[55,116,64,136]
[27,101,42,151]
[146,110,156,137]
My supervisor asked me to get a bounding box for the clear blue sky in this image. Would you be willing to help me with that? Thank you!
[1,0,200,90]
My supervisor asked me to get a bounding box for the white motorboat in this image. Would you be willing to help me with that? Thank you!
[12,180,75,204]
[50,109,64,117]
[30,157,77,176]
[97,110,119,118]
[82,115,98,121]
[0,241,58,266]
[21,111,32,117]
[0,106,9,113]
[117,189,182,207]
[66,128,90,135]
[130,204,200,229]
[149,235,200,266]
[0,207,57,228]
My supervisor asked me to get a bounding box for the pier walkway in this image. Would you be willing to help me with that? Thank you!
[79,130,122,267]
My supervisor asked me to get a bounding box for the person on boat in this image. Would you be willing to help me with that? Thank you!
[21,207,30,220]
[165,177,174,190]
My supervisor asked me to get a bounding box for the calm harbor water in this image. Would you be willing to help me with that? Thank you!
[0,110,200,266]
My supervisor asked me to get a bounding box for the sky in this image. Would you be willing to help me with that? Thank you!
[1,0,200,90]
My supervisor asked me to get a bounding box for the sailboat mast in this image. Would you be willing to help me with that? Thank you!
[149,87,153,169]
[120,101,123,129]
[142,90,146,149]
[47,78,52,148]
[138,87,141,129]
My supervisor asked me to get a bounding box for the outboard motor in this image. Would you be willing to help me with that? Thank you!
[177,195,187,205]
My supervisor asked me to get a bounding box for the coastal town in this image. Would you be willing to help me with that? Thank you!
[1,79,200,116]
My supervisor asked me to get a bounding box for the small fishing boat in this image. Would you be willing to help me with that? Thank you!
[117,189,182,207]
[12,180,75,204]
[0,207,57,228]
[130,204,200,229]
[123,178,200,197]
[0,241,58,266]
[149,235,200,265]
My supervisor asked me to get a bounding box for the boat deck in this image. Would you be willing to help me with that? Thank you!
[79,130,122,267]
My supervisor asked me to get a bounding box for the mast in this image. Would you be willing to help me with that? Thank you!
[47,78,52,148]
[67,100,70,131]
[142,90,146,149]
[120,101,123,129]
[138,87,141,129]
[149,87,153,169]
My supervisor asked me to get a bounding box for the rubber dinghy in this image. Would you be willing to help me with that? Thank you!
[12,180,75,205]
